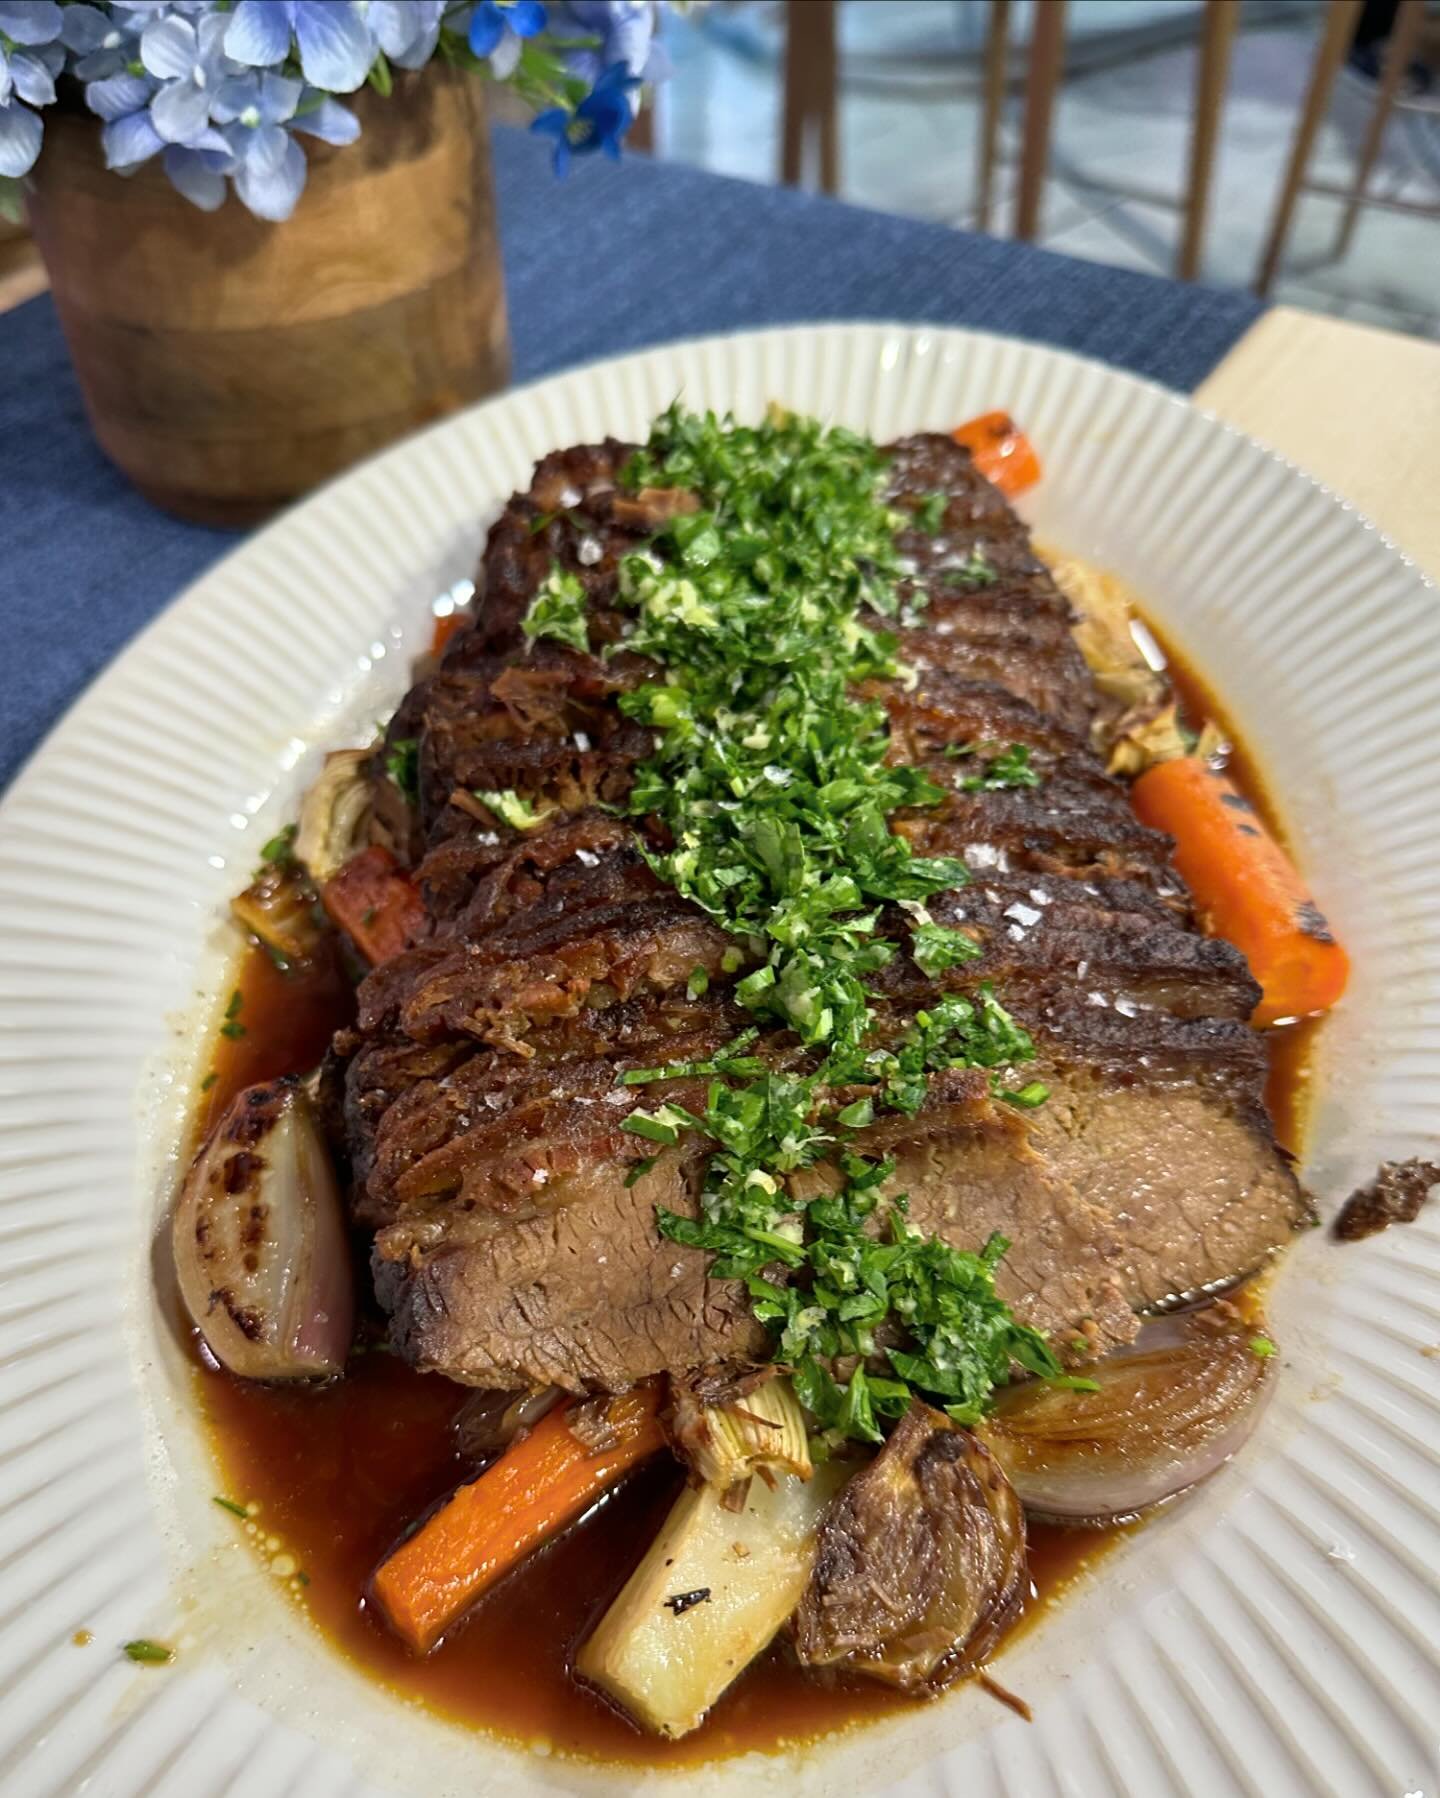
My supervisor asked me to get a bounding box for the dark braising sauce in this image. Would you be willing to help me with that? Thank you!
[191,625,1311,1766]
[1148,622,1319,1157]
[200,1348,1126,1765]
[195,939,352,1134]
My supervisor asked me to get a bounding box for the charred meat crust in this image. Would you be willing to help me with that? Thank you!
[342,430,1308,1391]
[1333,1159,1440,1241]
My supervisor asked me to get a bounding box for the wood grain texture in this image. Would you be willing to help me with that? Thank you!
[781,0,838,194]
[977,0,1012,234]
[25,68,509,525]
[1015,0,1066,241]
[1178,0,1237,280]
[1333,0,1426,259]
[1254,0,1363,296]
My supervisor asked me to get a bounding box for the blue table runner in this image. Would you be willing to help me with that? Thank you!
[0,126,1263,793]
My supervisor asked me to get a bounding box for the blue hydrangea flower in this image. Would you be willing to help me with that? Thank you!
[212,67,302,133]
[292,89,362,149]
[0,0,63,34]
[208,68,357,220]
[0,0,63,178]
[161,141,231,210]
[207,67,298,215]
[58,2,136,83]
[469,1,546,79]
[88,24,236,207]
[531,58,638,175]
[140,10,235,148]
[86,66,164,169]
[231,126,305,221]
[10,0,672,215]
[369,0,447,72]
[224,0,374,94]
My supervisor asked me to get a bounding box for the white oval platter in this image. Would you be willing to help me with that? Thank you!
[0,323,1437,1798]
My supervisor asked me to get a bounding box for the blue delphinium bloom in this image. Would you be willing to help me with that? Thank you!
[225,0,374,94]
[550,1,657,101]
[369,0,447,72]
[531,58,637,176]
[469,1,546,78]
[0,0,63,178]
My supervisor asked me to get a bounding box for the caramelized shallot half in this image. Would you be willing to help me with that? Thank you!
[984,1312,1274,1525]
[231,861,328,966]
[296,749,374,883]
[174,1079,354,1380]
[794,1404,1026,1692]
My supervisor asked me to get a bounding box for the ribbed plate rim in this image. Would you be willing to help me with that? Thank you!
[1,320,1437,1798]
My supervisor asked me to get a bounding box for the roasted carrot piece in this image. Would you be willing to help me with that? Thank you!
[953,411,1042,496]
[320,846,426,966]
[372,1386,666,1653]
[431,612,466,655]
[1131,758,1349,1027]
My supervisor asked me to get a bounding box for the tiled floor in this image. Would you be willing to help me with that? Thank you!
[657,0,1440,339]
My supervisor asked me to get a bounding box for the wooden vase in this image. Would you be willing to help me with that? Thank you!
[26,69,510,526]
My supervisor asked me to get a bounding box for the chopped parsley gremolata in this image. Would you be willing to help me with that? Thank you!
[522,405,1084,1442]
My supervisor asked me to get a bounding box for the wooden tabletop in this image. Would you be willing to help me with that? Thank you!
[3,247,1435,583]
[1197,306,1440,585]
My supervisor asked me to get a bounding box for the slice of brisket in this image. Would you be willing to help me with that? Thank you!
[347,431,1308,1392]
[373,1148,768,1392]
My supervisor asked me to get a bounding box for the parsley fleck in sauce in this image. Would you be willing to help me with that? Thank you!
[219,987,246,1040]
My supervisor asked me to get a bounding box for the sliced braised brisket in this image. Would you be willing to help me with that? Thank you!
[347,431,1308,1392]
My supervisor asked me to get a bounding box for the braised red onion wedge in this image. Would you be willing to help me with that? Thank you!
[984,1313,1274,1525]
[174,1079,354,1379]
[794,1404,1026,1692]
